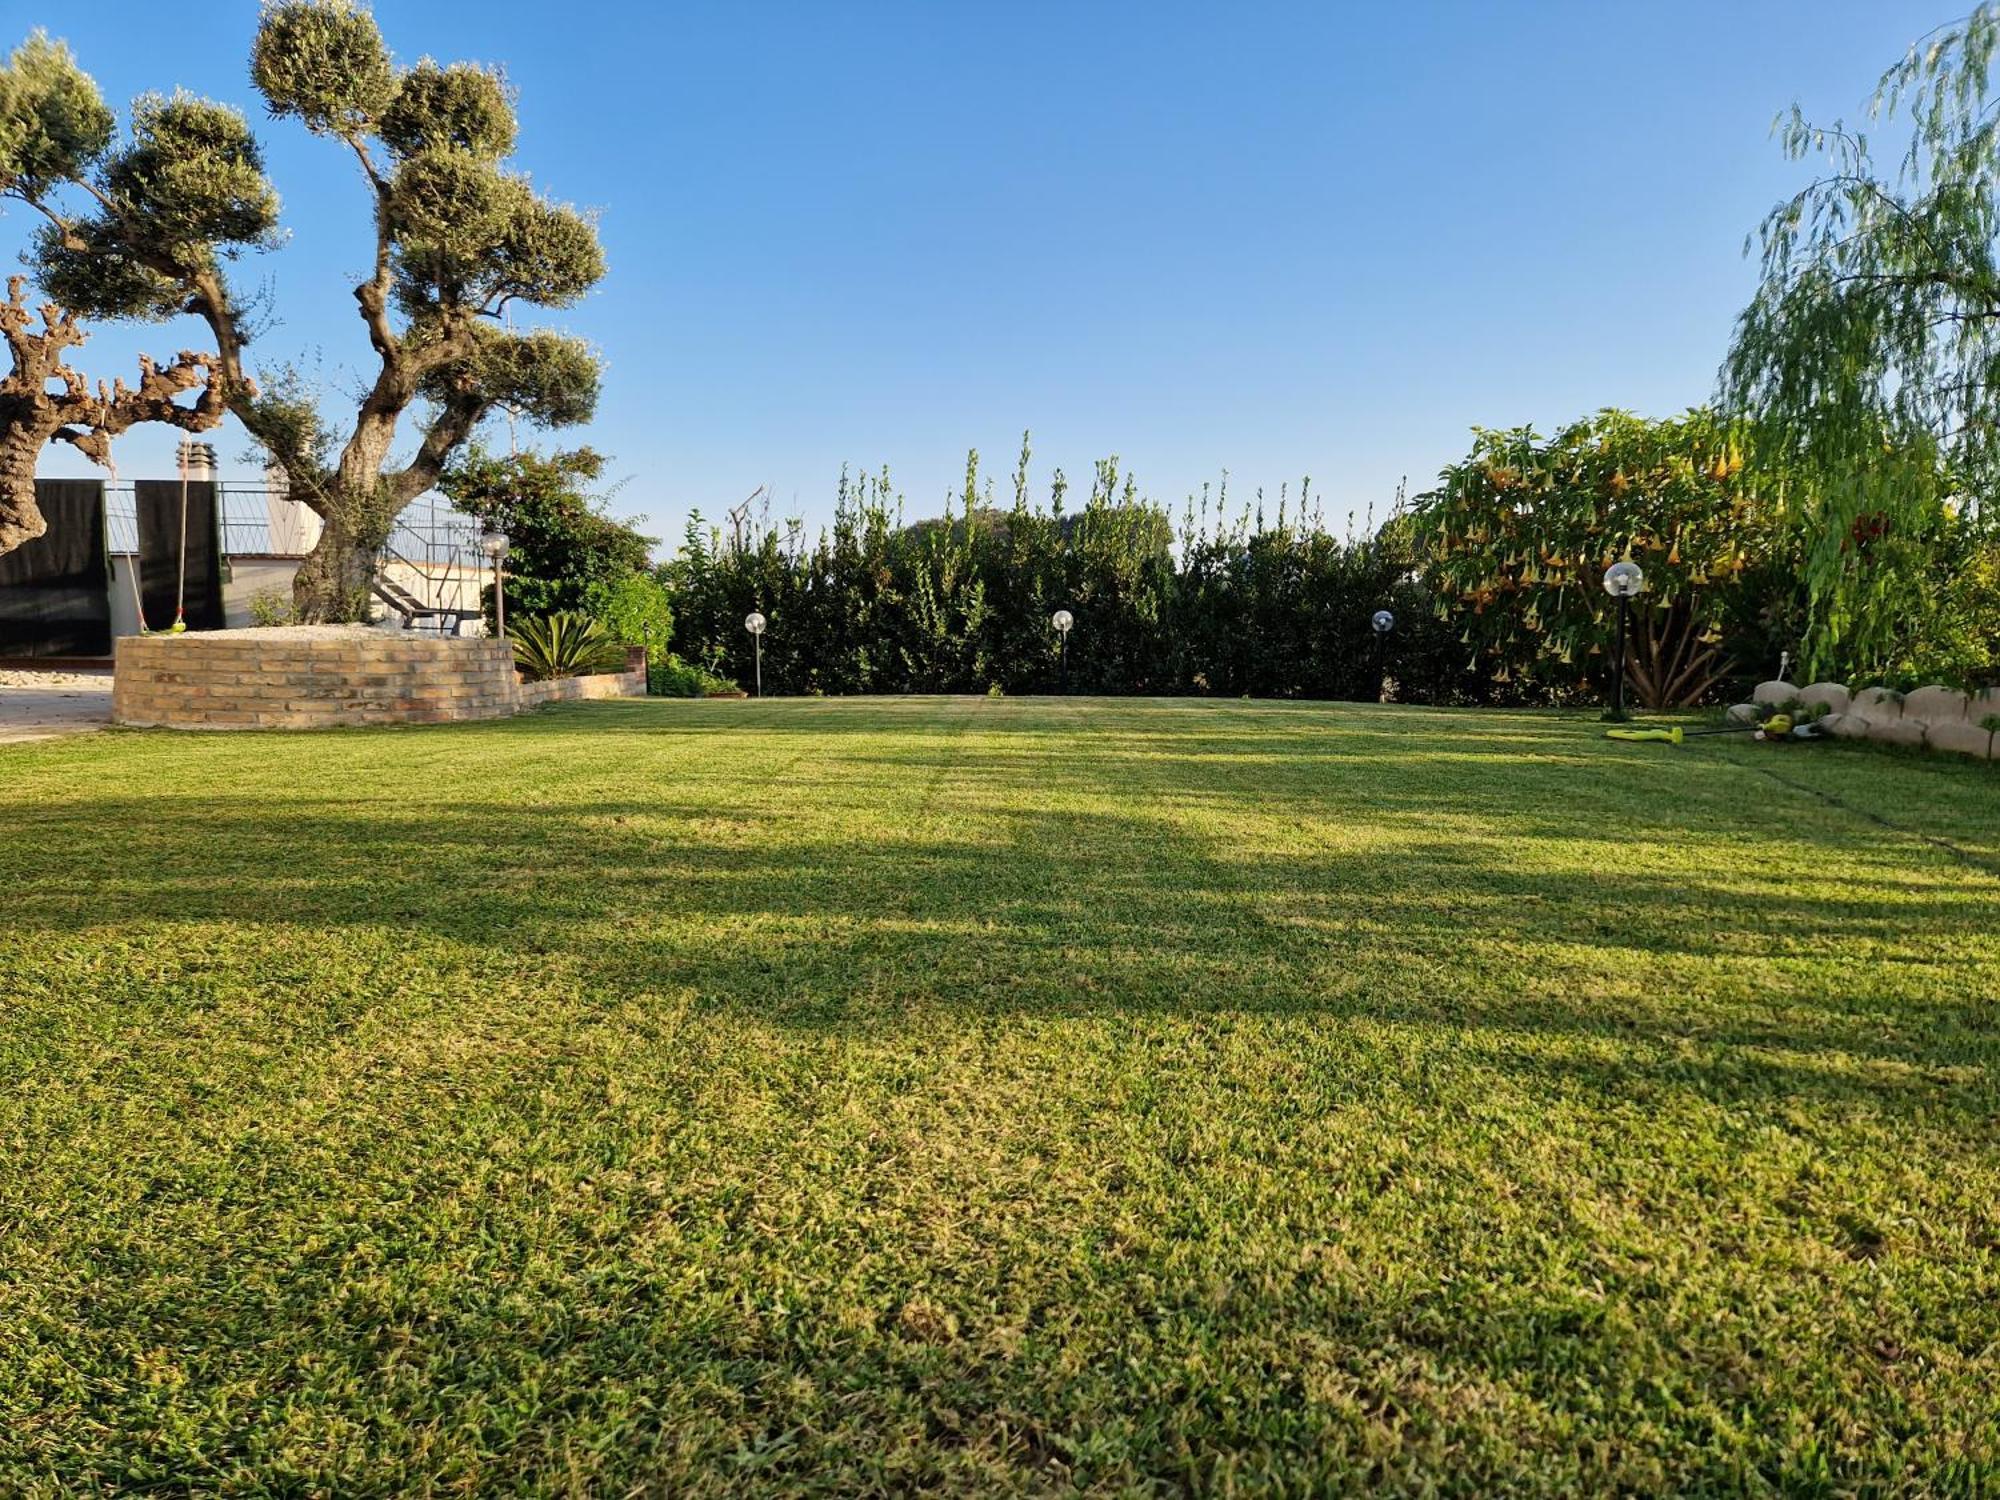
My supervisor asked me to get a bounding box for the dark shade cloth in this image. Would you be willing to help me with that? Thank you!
[135,478,225,632]
[0,480,111,657]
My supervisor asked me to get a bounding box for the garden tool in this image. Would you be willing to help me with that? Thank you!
[1605,714,1821,746]
[1605,726,1687,744]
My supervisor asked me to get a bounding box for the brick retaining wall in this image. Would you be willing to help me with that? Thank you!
[113,633,645,730]
[517,652,648,709]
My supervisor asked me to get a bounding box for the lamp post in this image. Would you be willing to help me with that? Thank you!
[1051,608,1074,693]
[1601,560,1645,718]
[744,610,766,697]
[479,527,511,637]
[1370,609,1395,703]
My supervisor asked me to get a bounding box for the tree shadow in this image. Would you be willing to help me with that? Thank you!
[8,699,2000,1490]
[10,769,1996,1125]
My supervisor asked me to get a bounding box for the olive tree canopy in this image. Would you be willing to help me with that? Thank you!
[0,34,238,557]
[28,1,605,617]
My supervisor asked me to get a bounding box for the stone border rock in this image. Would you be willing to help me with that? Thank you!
[1743,679,2000,762]
[113,631,645,730]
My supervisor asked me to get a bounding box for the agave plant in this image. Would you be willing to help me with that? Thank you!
[510,613,628,682]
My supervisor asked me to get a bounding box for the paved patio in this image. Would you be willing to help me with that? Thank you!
[0,674,114,743]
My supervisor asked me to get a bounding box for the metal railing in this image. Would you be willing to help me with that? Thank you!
[104,480,290,556]
[99,480,490,630]
[101,482,487,568]
[375,492,490,632]
[383,491,488,579]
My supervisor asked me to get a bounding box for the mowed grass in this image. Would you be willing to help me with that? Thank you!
[3,696,1998,1496]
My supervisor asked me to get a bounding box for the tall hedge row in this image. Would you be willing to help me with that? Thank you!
[662,448,1490,703]
[659,420,1999,701]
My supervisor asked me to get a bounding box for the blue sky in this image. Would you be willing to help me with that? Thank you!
[22,0,1946,550]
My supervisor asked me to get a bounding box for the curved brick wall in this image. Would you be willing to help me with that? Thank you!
[114,631,554,729]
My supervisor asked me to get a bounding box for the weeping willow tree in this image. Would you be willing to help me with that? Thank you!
[1725,8,2000,677]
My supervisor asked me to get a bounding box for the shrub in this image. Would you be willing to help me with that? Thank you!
[442,447,656,627]
[650,654,740,697]
[247,588,297,627]
[510,613,627,681]
[1406,409,1799,708]
[661,437,1479,702]
[583,570,673,652]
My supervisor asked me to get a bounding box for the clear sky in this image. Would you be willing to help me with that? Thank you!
[21,0,1947,552]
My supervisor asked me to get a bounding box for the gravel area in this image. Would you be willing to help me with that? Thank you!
[141,624,381,642]
[0,669,111,689]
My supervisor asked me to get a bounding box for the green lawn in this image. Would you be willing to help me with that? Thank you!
[3,697,1998,1495]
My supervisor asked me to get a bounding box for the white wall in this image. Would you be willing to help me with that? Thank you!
[107,556,141,639]
[224,558,305,628]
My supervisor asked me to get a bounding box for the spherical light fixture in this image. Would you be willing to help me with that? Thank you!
[1602,560,1645,598]
[479,528,511,638]
[1051,608,1074,693]
[1369,609,1395,703]
[744,611,766,697]
[1601,561,1644,717]
[1051,608,1073,634]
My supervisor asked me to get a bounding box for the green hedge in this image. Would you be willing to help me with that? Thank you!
[663,449,1489,703]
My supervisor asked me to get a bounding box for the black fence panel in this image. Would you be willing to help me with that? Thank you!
[0,480,111,657]
[135,479,225,632]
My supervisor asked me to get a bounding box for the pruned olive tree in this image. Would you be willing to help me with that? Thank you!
[0,34,232,558]
[1725,6,2000,676]
[34,1,604,618]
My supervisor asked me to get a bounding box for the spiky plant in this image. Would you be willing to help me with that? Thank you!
[509,612,625,681]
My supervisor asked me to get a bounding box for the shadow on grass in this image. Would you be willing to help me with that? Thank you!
[12,773,1997,1123]
[7,698,2000,1492]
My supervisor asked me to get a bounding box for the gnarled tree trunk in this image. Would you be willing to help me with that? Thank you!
[0,417,53,556]
[0,276,224,561]
[285,401,414,622]
[290,495,399,622]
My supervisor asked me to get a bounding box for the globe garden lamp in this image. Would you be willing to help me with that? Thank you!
[1052,608,1075,693]
[479,528,511,637]
[744,611,767,698]
[1370,608,1395,703]
[1601,560,1646,719]
[1602,560,1645,598]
